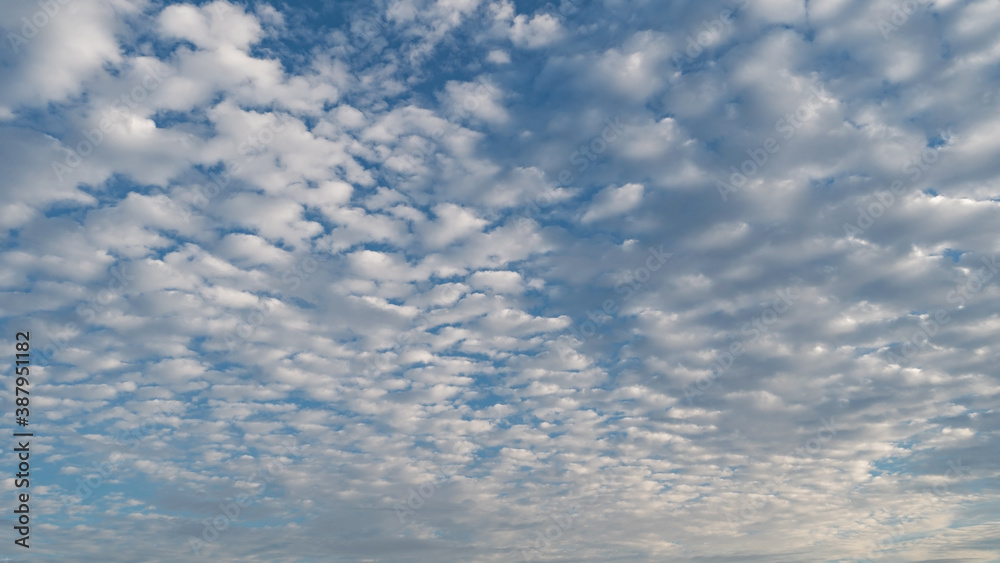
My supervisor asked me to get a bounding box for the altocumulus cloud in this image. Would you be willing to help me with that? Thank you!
[0,0,999,561]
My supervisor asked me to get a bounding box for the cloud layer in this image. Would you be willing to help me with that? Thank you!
[1,0,999,561]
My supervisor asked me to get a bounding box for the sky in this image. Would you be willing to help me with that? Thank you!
[1,0,999,561]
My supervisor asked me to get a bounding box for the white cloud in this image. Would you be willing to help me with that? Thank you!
[2,0,999,561]
[509,12,563,48]
[581,183,644,223]
[159,1,262,52]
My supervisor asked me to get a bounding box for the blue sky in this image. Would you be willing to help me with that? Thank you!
[1,0,999,561]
